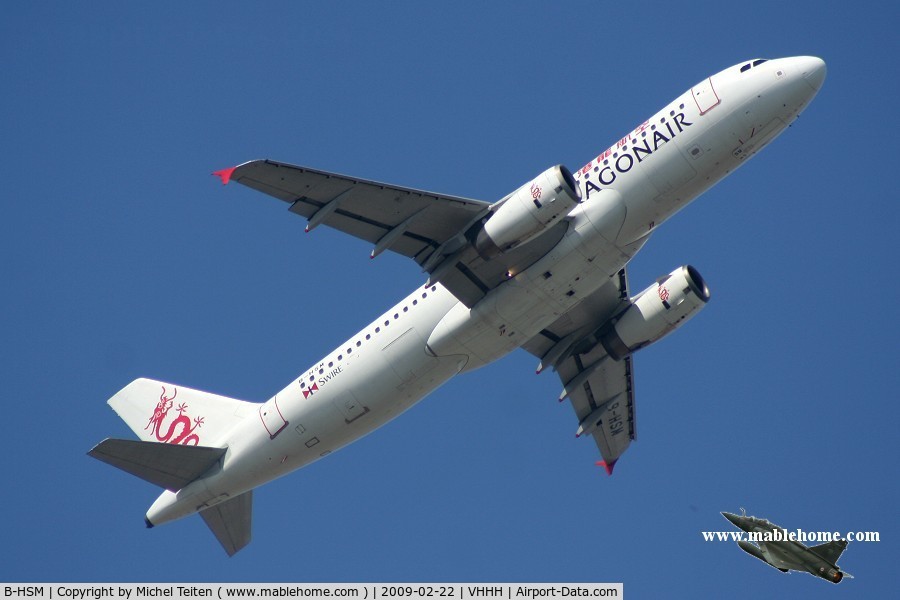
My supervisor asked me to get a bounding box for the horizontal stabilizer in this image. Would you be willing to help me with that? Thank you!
[88,438,226,491]
[200,491,253,557]
[809,539,848,565]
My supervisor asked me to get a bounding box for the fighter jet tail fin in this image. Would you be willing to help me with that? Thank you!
[809,539,848,564]
[107,378,257,446]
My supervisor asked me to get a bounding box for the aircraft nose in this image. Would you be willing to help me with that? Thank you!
[722,512,742,527]
[798,56,827,91]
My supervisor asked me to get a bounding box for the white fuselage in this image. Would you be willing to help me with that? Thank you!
[147,56,825,526]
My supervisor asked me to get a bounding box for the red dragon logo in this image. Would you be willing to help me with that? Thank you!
[145,386,204,445]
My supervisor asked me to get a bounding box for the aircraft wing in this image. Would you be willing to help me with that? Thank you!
[809,539,848,565]
[521,270,636,474]
[218,159,569,307]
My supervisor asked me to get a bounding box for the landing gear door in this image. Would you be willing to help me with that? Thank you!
[259,397,288,439]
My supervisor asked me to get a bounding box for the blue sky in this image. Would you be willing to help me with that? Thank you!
[1,1,896,596]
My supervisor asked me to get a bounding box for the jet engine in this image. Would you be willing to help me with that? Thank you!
[599,265,710,360]
[474,165,581,258]
[823,568,844,583]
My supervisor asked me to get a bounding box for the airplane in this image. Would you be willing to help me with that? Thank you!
[722,510,853,583]
[89,56,827,555]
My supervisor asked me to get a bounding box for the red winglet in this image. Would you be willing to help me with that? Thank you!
[212,166,237,185]
[596,459,617,476]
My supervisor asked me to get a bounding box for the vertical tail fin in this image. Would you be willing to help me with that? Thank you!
[108,378,257,446]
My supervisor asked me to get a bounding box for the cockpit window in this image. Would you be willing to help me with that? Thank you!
[741,59,769,74]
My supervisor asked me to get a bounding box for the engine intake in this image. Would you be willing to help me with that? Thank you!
[600,265,710,360]
[475,165,581,258]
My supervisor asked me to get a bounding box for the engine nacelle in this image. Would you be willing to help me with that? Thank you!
[825,568,844,584]
[474,165,581,257]
[600,265,711,360]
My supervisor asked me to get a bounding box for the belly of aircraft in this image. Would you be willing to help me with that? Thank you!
[200,321,467,501]
[759,542,802,570]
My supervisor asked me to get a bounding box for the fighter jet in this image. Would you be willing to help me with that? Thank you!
[721,510,853,583]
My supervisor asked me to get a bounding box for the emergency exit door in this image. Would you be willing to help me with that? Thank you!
[260,397,289,439]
